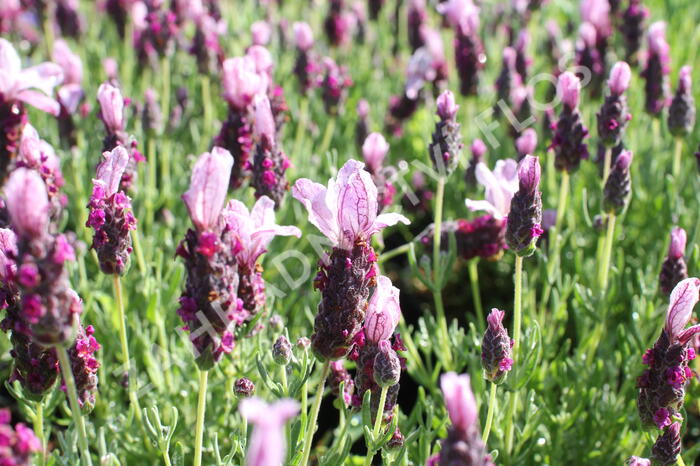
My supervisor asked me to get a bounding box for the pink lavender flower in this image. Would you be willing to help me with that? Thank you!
[429,90,463,176]
[239,398,299,466]
[190,12,224,76]
[494,47,518,118]
[406,0,427,52]
[17,124,65,222]
[86,146,137,275]
[481,308,514,383]
[621,0,648,64]
[353,275,403,420]
[292,22,318,95]
[319,57,352,116]
[63,323,100,411]
[292,160,408,360]
[465,139,487,187]
[668,66,695,137]
[251,95,290,207]
[602,149,633,214]
[515,128,537,161]
[551,72,589,172]
[324,0,352,46]
[438,372,493,465]
[362,133,395,210]
[177,148,244,369]
[133,1,179,66]
[4,168,50,240]
[642,22,670,116]
[0,39,63,181]
[329,360,354,406]
[660,227,688,296]
[505,156,543,256]
[97,82,144,190]
[222,195,300,315]
[626,456,651,466]
[638,278,700,430]
[465,159,519,220]
[0,408,41,465]
[251,20,272,46]
[440,0,484,96]
[52,39,84,147]
[597,62,632,148]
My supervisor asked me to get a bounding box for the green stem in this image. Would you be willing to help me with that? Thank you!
[505,255,523,454]
[597,213,617,292]
[147,136,157,232]
[468,259,485,333]
[602,147,612,186]
[131,230,147,275]
[299,362,330,466]
[672,137,683,179]
[280,365,288,396]
[56,345,93,466]
[318,117,336,157]
[34,401,45,466]
[378,243,411,263]
[113,275,142,422]
[363,386,390,466]
[482,382,498,444]
[432,177,453,369]
[193,370,209,466]
[43,13,54,62]
[163,450,172,466]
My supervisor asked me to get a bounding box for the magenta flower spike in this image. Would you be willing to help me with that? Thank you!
[87,146,138,275]
[439,0,484,96]
[621,0,649,64]
[602,149,633,214]
[642,21,670,116]
[239,398,300,466]
[177,147,245,369]
[505,155,543,257]
[660,227,688,296]
[552,72,589,172]
[292,22,318,95]
[319,57,352,116]
[292,159,408,360]
[429,90,463,176]
[0,408,41,465]
[598,62,632,148]
[438,372,492,465]
[352,275,403,420]
[481,308,514,383]
[63,323,101,412]
[668,66,695,136]
[222,195,300,315]
[0,39,63,181]
[638,278,700,430]
[251,94,291,207]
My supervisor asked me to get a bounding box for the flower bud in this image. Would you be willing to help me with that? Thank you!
[373,340,401,388]
[481,309,513,384]
[505,156,543,257]
[362,133,389,175]
[515,128,537,160]
[234,377,256,398]
[668,65,695,137]
[4,169,50,240]
[272,335,292,365]
[293,22,314,51]
[603,150,633,214]
[296,337,311,350]
[608,61,632,96]
[557,72,581,108]
[651,422,681,465]
[660,227,688,296]
[436,90,459,121]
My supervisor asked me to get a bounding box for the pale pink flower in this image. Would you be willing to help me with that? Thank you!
[222,56,268,109]
[253,94,275,145]
[246,46,273,78]
[97,82,125,133]
[557,71,581,108]
[517,154,541,193]
[4,168,50,239]
[182,147,234,232]
[580,0,611,38]
[678,66,692,93]
[668,227,686,260]
[0,38,63,115]
[608,61,632,96]
[222,196,301,268]
[465,159,519,219]
[664,277,700,343]
[440,372,477,433]
[364,275,401,343]
[436,90,458,120]
[95,146,130,197]
[19,124,60,172]
[251,21,271,46]
[292,160,409,250]
[240,397,300,466]
[52,39,83,113]
[362,133,390,174]
[648,21,669,57]
[293,22,314,51]
[103,58,119,81]
[437,0,480,35]
[515,128,537,157]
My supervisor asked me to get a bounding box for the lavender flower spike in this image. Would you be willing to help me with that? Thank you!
[642,22,670,116]
[598,62,632,148]
[552,72,589,172]
[602,149,633,214]
[638,278,700,431]
[438,372,493,465]
[668,66,695,137]
[659,227,688,296]
[429,90,463,176]
[505,155,543,257]
[239,398,300,466]
[292,160,408,360]
[87,146,137,275]
[481,308,513,384]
